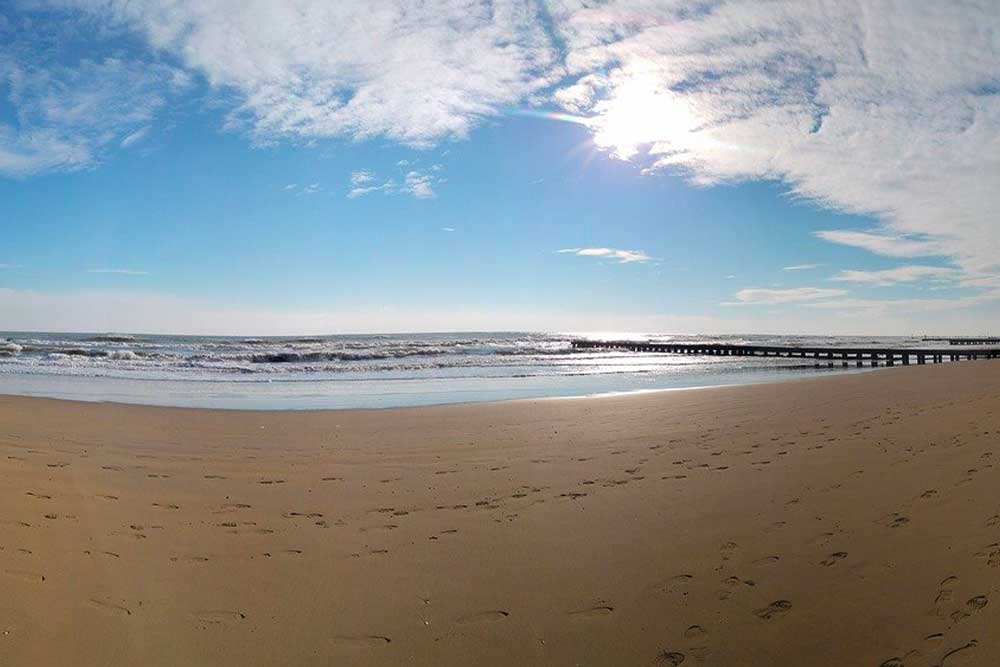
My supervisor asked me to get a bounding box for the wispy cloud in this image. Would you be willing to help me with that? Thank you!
[87,268,150,276]
[558,248,654,264]
[548,2,1000,288]
[0,11,190,176]
[814,232,946,259]
[120,126,151,148]
[442,227,455,232]
[0,263,22,270]
[64,1,557,148]
[348,165,441,199]
[831,265,961,287]
[350,170,374,187]
[782,264,821,272]
[726,287,847,306]
[284,183,321,196]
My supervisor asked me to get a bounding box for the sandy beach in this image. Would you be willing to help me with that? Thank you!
[1,362,999,666]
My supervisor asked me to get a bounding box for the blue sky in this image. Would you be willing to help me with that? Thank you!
[2,1,999,334]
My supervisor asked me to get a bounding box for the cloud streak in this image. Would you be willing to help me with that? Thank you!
[557,247,654,264]
[727,287,847,306]
[831,265,960,286]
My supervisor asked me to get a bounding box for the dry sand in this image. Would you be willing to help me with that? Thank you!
[2,362,1000,666]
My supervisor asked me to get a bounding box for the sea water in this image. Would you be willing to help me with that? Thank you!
[0,331,928,409]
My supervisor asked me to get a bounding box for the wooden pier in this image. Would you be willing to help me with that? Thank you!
[920,337,1000,345]
[571,340,1000,367]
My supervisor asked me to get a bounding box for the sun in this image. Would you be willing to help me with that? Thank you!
[590,75,697,160]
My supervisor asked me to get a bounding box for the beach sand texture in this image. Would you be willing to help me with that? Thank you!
[2,361,1000,666]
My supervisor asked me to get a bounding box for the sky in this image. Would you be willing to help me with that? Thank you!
[1,0,999,335]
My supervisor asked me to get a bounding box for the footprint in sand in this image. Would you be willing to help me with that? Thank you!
[192,610,246,625]
[934,576,959,616]
[808,531,836,546]
[754,600,792,620]
[217,503,252,512]
[330,635,391,647]
[654,650,686,666]
[950,595,988,622]
[684,625,708,639]
[820,552,848,567]
[973,543,1000,568]
[456,610,509,625]
[568,605,614,619]
[3,569,45,583]
[89,598,131,616]
[171,555,210,563]
[934,640,978,667]
[752,555,780,567]
[652,574,694,595]
[719,542,740,561]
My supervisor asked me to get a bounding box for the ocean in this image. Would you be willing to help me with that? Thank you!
[0,331,932,409]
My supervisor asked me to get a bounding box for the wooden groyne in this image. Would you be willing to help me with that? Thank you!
[571,340,1000,367]
[920,337,1000,345]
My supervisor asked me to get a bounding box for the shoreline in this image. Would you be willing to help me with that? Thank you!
[0,359,881,413]
[2,360,999,665]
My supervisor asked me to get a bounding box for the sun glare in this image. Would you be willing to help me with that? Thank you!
[591,75,697,160]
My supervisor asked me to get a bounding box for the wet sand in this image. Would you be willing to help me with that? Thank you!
[1,361,999,666]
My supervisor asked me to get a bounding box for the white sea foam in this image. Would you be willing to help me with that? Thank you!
[0,341,22,355]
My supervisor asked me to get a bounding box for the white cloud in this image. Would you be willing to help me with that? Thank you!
[782,264,821,271]
[404,171,436,199]
[831,265,961,286]
[549,1,1000,285]
[347,166,440,199]
[87,268,150,276]
[557,247,654,264]
[350,170,374,186]
[63,0,558,147]
[0,9,189,176]
[814,231,946,259]
[0,263,22,269]
[442,227,455,232]
[120,126,150,148]
[727,287,847,305]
